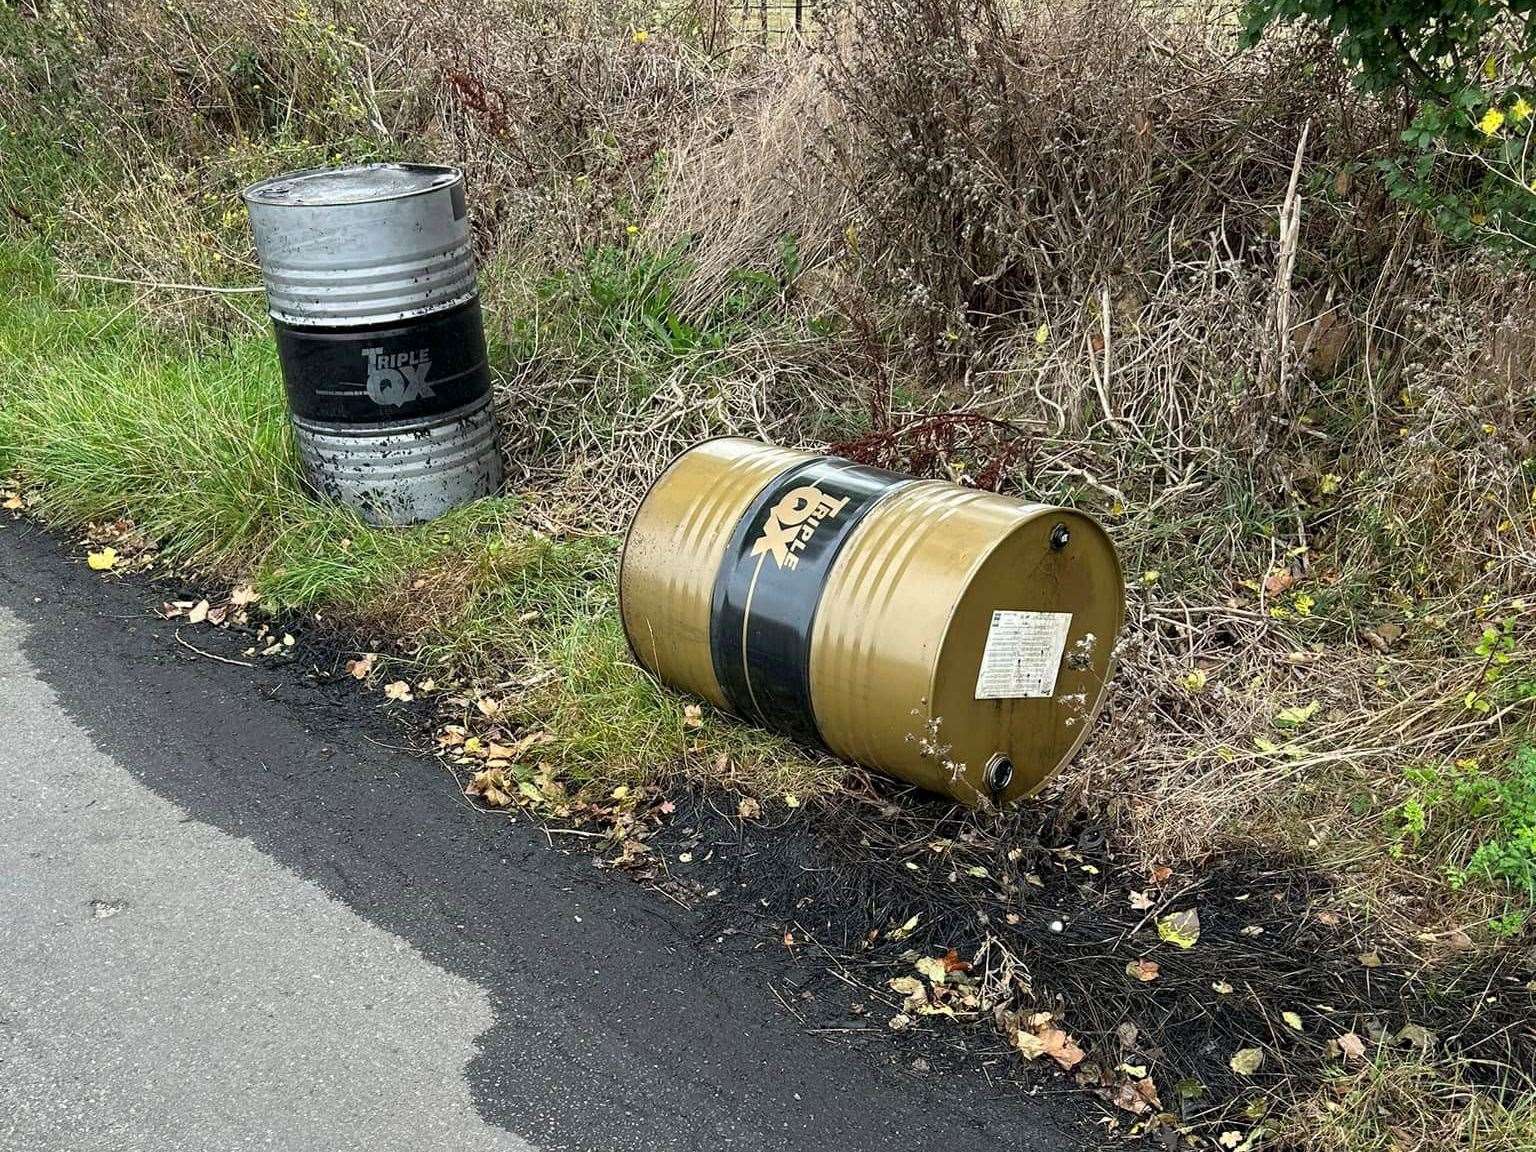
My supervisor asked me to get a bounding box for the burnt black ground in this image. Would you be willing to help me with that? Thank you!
[0,518,1093,1152]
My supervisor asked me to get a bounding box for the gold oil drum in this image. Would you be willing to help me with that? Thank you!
[618,438,1124,807]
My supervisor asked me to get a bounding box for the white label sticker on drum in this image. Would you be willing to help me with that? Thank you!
[974,611,1073,699]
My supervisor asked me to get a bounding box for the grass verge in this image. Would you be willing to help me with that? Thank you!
[0,242,829,800]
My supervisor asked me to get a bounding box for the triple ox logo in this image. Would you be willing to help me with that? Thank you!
[750,485,851,571]
[362,345,435,407]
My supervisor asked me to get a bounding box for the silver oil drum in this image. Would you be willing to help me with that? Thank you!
[243,163,502,525]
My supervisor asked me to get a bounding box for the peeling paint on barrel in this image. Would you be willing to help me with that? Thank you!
[291,398,502,526]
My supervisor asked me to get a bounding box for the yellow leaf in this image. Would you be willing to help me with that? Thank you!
[1274,700,1320,728]
[783,793,800,808]
[1034,322,1050,346]
[87,547,119,571]
[1157,908,1201,949]
[1282,1010,1304,1032]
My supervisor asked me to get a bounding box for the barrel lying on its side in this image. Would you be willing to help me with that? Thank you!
[243,163,502,525]
[619,438,1124,806]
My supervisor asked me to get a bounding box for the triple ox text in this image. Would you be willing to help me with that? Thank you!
[362,345,435,407]
[750,485,851,571]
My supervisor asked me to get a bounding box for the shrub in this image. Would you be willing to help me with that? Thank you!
[1243,0,1536,258]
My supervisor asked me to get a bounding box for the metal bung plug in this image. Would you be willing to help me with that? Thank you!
[984,754,1015,794]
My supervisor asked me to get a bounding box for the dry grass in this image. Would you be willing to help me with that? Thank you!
[1284,1059,1536,1151]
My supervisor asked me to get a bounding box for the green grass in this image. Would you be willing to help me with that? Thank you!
[0,243,824,797]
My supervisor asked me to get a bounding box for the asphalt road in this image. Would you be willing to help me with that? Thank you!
[0,521,1083,1152]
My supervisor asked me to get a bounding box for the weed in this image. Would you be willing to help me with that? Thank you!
[1390,746,1536,910]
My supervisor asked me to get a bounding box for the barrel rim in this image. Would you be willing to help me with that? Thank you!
[242,162,464,209]
[289,394,495,437]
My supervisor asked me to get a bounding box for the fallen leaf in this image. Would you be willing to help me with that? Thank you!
[1219,1132,1243,1150]
[1126,958,1160,983]
[1016,1026,1085,1070]
[230,584,260,606]
[888,1013,913,1032]
[682,703,703,729]
[1357,951,1382,968]
[1149,864,1173,884]
[1229,1047,1264,1076]
[1263,568,1295,596]
[737,797,762,820]
[2,494,24,511]
[1038,1027,1086,1070]
[1107,1076,1162,1115]
[889,914,920,940]
[1274,701,1321,728]
[1212,980,1235,995]
[610,785,630,801]
[1396,1023,1436,1052]
[914,956,948,985]
[940,948,970,974]
[384,680,413,702]
[1282,1011,1304,1032]
[87,547,119,571]
[187,599,210,624]
[476,696,501,719]
[783,794,801,809]
[1157,908,1201,949]
[1128,890,1155,911]
[888,976,926,1006]
[347,653,378,680]
[1338,1032,1366,1061]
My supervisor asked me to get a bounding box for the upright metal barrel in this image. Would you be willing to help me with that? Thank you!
[619,438,1124,807]
[243,163,502,525]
